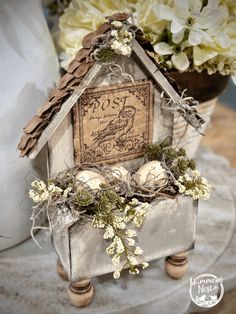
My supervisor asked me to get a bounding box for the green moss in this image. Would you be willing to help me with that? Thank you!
[95,47,116,62]
[188,159,196,170]
[177,148,186,157]
[165,148,178,161]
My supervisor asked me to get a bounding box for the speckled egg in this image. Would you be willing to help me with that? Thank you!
[110,165,131,181]
[76,170,106,190]
[133,161,167,189]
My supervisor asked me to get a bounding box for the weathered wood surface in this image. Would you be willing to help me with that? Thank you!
[48,112,75,177]
[165,251,188,279]
[52,196,197,281]
[132,40,181,102]
[68,279,94,308]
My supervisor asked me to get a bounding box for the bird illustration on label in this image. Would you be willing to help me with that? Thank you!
[83,105,136,162]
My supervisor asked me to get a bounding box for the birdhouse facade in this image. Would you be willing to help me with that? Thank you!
[49,57,175,176]
[18,13,204,176]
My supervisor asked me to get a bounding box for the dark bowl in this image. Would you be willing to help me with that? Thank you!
[166,71,230,102]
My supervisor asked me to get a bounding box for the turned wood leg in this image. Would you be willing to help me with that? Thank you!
[165,251,188,279]
[56,259,68,281]
[68,279,94,308]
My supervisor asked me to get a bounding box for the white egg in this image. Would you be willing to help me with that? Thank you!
[133,161,167,189]
[110,165,131,181]
[76,170,106,190]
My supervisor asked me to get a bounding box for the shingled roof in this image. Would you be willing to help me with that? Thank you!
[18,13,148,157]
[18,12,202,158]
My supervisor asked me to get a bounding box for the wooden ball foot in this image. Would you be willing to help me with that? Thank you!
[165,251,188,279]
[56,259,68,281]
[68,279,94,308]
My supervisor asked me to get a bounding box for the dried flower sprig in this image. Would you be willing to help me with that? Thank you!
[175,170,211,200]
[29,176,149,278]
[92,191,149,279]
[145,139,211,200]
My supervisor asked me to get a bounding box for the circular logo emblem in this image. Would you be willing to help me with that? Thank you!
[190,273,224,308]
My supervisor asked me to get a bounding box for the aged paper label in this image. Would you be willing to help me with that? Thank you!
[73,80,153,164]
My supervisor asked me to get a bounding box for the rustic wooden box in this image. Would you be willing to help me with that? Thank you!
[53,196,197,281]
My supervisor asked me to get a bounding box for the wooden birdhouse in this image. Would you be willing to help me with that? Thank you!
[18,13,204,308]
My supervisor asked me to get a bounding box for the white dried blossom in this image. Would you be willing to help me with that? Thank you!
[31,180,46,190]
[142,262,149,269]
[175,170,211,200]
[92,217,105,228]
[127,237,135,247]
[63,186,72,197]
[113,216,126,230]
[129,268,139,275]
[111,40,132,56]
[113,268,121,279]
[112,254,121,267]
[48,184,63,194]
[128,256,138,266]
[134,247,143,255]
[111,21,122,28]
[103,225,115,239]
[111,30,118,38]
[130,198,140,205]
[116,237,125,254]
[106,241,116,255]
[40,191,50,201]
[29,190,41,203]
[125,229,137,238]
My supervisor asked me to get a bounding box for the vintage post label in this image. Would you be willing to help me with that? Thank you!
[73,80,153,164]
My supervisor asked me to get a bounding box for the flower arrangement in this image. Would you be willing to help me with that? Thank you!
[55,0,236,76]
[29,139,211,279]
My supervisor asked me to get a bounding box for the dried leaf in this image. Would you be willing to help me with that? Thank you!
[48,88,57,101]
[31,120,50,138]
[17,133,31,150]
[23,116,43,134]
[66,77,82,90]
[67,59,81,73]
[74,62,94,78]
[95,23,111,35]
[58,73,75,89]
[37,100,53,117]
[82,32,97,49]
[20,138,38,157]
[107,12,130,21]
[75,48,91,61]
[50,90,69,105]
